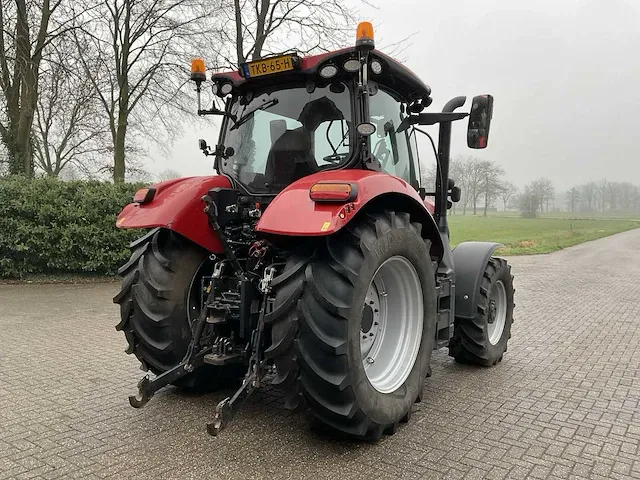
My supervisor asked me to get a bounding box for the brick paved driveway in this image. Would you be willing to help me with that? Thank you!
[1,230,639,480]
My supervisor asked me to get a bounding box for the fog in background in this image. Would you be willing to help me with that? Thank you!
[149,0,640,191]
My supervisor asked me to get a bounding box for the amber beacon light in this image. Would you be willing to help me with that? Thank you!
[190,58,206,82]
[356,22,375,50]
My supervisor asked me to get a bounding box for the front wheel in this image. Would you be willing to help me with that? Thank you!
[449,257,515,366]
[268,211,438,440]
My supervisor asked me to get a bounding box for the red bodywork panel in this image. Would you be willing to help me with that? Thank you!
[256,170,435,236]
[116,175,232,253]
[116,172,436,252]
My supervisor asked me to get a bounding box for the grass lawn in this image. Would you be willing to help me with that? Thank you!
[448,215,640,255]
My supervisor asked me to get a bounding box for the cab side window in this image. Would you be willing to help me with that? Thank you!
[369,88,418,188]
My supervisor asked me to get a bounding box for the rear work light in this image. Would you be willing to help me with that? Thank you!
[133,187,156,204]
[309,182,357,202]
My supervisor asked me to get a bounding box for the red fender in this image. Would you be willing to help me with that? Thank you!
[256,170,438,240]
[116,175,232,253]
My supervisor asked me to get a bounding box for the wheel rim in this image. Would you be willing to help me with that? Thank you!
[487,280,507,345]
[360,256,424,394]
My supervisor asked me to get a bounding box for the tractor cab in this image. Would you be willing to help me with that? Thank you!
[191,23,436,197]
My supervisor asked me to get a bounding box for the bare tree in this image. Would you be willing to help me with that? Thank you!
[518,182,541,218]
[420,162,436,193]
[530,177,555,213]
[0,0,79,176]
[449,156,474,215]
[607,181,620,211]
[618,182,636,211]
[566,187,580,213]
[479,160,504,217]
[218,0,368,67]
[499,180,518,212]
[463,158,488,215]
[32,43,109,177]
[598,178,607,213]
[73,0,218,183]
[541,178,555,212]
[582,181,597,212]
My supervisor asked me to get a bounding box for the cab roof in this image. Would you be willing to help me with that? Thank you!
[211,47,431,104]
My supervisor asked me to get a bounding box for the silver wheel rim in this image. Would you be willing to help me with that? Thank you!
[360,256,424,394]
[487,280,507,345]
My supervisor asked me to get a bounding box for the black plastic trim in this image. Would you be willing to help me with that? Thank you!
[451,241,503,319]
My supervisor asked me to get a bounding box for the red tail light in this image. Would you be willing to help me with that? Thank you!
[309,182,357,202]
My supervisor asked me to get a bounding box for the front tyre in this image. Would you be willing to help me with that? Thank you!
[269,211,438,440]
[449,257,515,366]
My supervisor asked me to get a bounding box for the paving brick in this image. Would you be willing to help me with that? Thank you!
[1,229,640,479]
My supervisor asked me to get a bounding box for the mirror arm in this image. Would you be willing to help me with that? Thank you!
[397,112,468,133]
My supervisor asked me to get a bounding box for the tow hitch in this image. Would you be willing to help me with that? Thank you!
[127,265,277,438]
[206,267,275,436]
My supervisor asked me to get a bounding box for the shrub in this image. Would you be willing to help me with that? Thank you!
[0,176,145,278]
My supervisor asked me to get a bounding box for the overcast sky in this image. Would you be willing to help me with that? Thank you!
[148,0,640,192]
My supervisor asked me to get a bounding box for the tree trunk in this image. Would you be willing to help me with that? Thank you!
[113,112,127,182]
[10,0,40,177]
[233,0,244,64]
[251,0,271,61]
[5,130,22,175]
[483,190,488,217]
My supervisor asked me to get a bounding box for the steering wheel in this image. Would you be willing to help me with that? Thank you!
[322,153,348,164]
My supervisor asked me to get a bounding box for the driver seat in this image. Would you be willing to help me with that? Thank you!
[264,127,316,188]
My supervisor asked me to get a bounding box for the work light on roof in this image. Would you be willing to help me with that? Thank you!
[220,83,233,95]
[319,64,338,79]
[343,59,361,72]
[370,59,383,75]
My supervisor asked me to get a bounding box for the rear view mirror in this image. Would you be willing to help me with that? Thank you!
[467,95,493,149]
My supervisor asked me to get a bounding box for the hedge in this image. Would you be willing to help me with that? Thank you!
[0,176,147,278]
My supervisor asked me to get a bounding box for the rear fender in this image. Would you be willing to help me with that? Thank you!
[116,175,232,253]
[256,170,442,256]
[451,242,503,319]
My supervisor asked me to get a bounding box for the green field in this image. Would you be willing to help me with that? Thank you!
[448,215,640,255]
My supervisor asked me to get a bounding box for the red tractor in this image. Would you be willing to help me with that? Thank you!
[113,22,515,441]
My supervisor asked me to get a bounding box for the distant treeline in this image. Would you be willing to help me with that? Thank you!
[423,156,639,218]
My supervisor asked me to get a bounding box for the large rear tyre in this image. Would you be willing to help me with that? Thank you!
[113,228,244,390]
[449,257,514,366]
[268,211,438,440]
